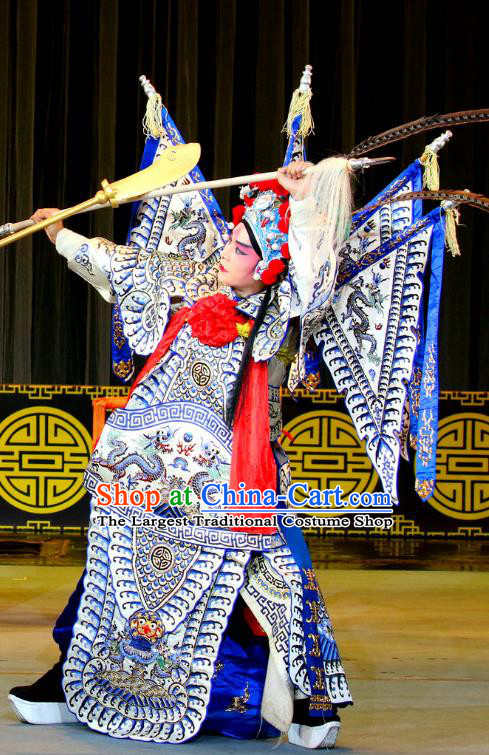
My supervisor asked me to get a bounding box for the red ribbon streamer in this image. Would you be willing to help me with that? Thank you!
[228,358,278,534]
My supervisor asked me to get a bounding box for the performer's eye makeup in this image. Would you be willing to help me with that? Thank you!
[235,241,254,255]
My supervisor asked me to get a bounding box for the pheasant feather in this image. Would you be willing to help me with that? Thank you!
[349,109,489,156]
[393,189,489,214]
[354,189,489,218]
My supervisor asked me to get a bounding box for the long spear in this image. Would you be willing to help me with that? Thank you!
[0,152,393,248]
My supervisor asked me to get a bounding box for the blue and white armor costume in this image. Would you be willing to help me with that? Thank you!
[52,120,353,741]
[48,62,454,743]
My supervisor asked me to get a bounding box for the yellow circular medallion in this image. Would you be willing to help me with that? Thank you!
[281,410,378,505]
[428,412,489,520]
[0,406,92,514]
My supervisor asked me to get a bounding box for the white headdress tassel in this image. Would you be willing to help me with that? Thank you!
[306,157,353,275]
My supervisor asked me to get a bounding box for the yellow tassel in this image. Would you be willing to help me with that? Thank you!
[420,148,440,190]
[142,93,164,139]
[444,205,461,257]
[282,88,314,140]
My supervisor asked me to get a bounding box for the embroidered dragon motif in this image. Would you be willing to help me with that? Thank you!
[92,439,163,483]
[169,200,207,258]
[341,277,379,360]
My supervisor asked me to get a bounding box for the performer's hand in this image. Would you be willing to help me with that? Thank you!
[277,160,314,200]
[30,208,64,244]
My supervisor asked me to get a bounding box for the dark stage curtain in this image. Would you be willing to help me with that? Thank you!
[0,0,487,387]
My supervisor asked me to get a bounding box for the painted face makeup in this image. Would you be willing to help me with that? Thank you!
[218,223,265,296]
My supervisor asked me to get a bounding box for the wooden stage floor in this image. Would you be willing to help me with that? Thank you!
[1,542,489,753]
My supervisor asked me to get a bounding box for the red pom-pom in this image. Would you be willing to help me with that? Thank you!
[278,201,289,218]
[250,178,289,197]
[281,242,290,259]
[261,269,277,285]
[187,293,249,346]
[243,194,254,207]
[278,217,289,234]
[232,205,246,226]
[268,259,285,274]
[278,201,290,233]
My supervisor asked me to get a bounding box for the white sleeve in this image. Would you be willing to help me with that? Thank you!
[56,229,116,303]
[288,195,337,314]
